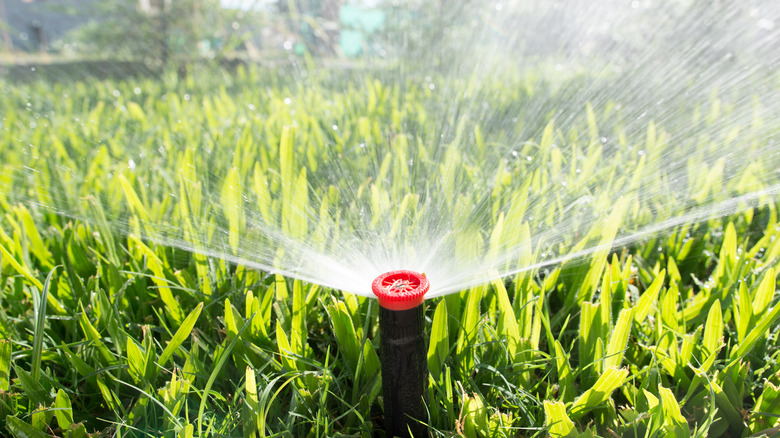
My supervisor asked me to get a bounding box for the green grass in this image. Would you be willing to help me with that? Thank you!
[0,65,779,437]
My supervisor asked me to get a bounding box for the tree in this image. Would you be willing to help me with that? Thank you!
[66,0,232,69]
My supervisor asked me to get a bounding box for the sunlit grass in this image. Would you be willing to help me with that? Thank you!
[0,65,779,437]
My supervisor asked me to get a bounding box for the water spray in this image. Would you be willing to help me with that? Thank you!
[372,270,430,438]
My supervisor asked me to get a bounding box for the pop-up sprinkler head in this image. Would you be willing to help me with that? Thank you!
[372,270,429,438]
[372,270,429,311]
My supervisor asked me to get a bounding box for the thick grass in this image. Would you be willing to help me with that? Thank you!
[0,66,779,437]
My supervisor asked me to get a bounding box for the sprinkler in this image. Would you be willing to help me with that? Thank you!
[372,270,430,438]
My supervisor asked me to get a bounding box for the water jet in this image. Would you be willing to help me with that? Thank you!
[372,270,429,438]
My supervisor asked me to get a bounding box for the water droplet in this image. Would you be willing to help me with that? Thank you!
[495,3,503,11]
[511,151,518,157]
[184,94,191,101]
[638,150,645,156]
[248,104,255,110]
[283,40,293,50]
[526,156,532,161]
[428,83,435,90]
[134,87,141,95]
[332,125,338,131]
[128,159,136,170]
[284,97,292,105]
[575,168,582,174]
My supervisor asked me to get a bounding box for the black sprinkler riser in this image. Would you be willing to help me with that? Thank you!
[379,304,428,438]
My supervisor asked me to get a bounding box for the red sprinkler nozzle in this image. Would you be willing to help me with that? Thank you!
[372,270,430,311]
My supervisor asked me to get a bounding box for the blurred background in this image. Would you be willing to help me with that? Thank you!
[0,0,775,80]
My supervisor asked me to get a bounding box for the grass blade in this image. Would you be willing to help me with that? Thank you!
[178,423,195,438]
[198,315,253,436]
[0,340,10,391]
[54,389,74,430]
[126,338,146,384]
[708,377,745,436]
[0,240,43,290]
[276,319,296,371]
[736,281,752,343]
[457,285,483,373]
[291,279,307,359]
[553,340,574,403]
[702,299,723,357]
[15,206,53,268]
[635,270,665,323]
[5,415,50,438]
[31,266,59,382]
[493,278,520,358]
[659,386,690,438]
[221,167,244,255]
[544,400,576,438]
[78,303,117,366]
[159,302,204,367]
[571,366,629,419]
[427,299,449,380]
[130,237,185,326]
[15,367,49,407]
[751,381,780,431]
[751,267,776,316]
[118,174,151,223]
[326,301,359,374]
[244,366,260,438]
[731,270,779,360]
[603,307,634,370]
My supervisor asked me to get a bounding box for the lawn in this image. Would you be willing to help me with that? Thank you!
[1,64,779,437]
